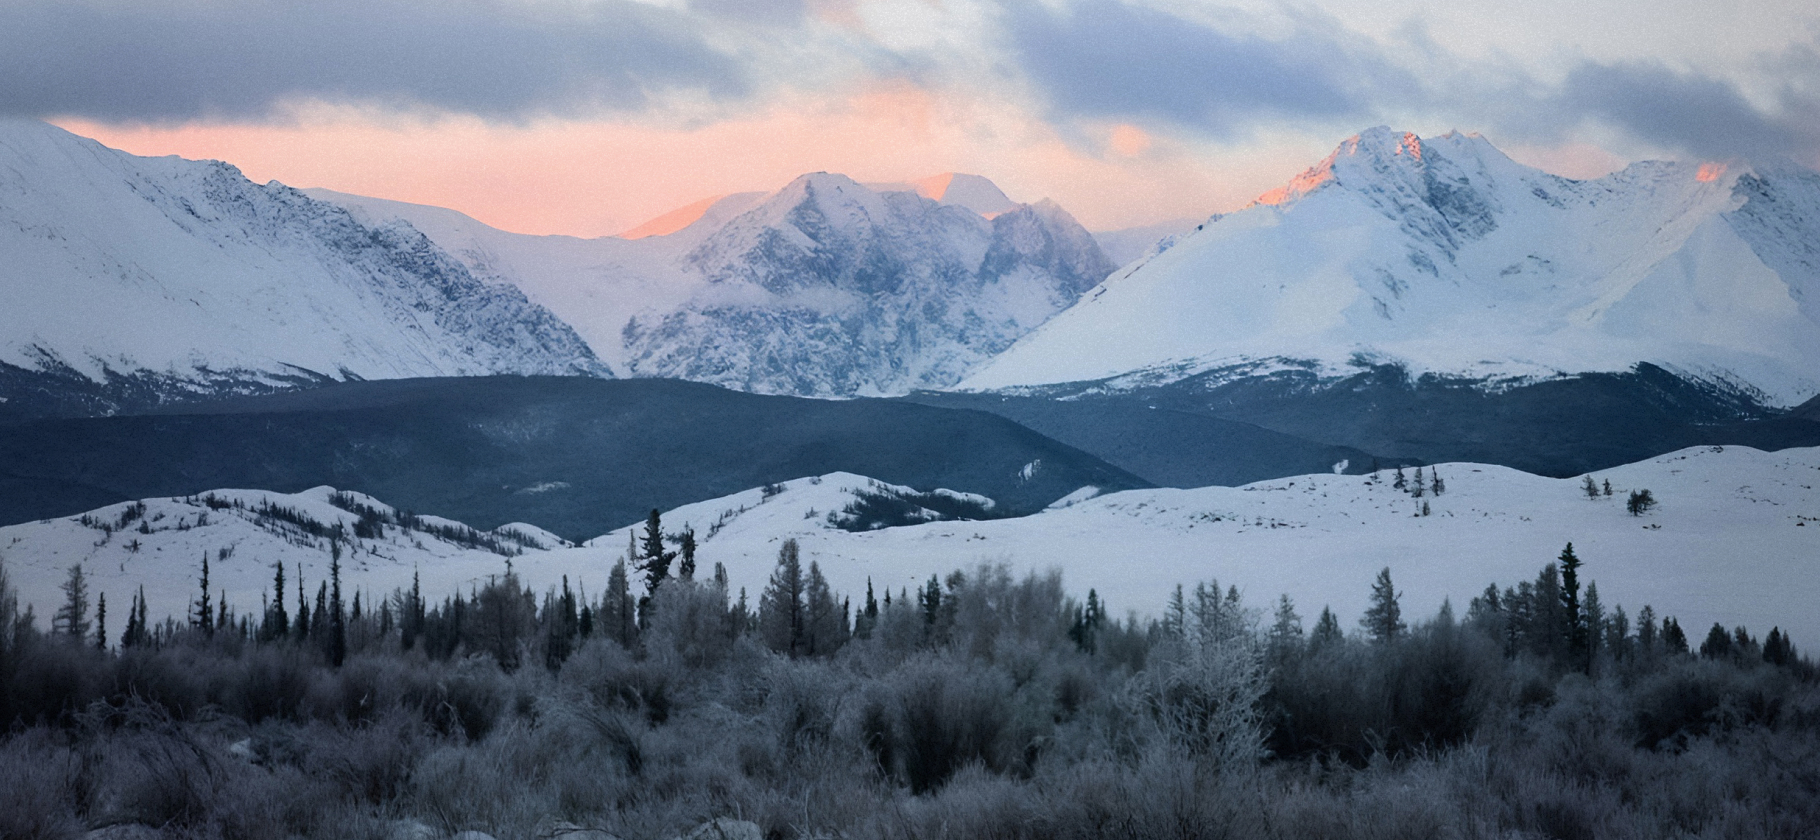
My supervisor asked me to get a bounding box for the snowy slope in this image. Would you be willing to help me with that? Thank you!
[11,446,1813,651]
[963,128,1820,407]
[0,119,606,402]
[313,172,1115,396]
[0,487,577,639]
[1091,217,1206,269]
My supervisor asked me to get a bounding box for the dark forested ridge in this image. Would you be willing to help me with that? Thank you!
[1,535,1814,840]
[948,363,1820,481]
[0,376,1147,536]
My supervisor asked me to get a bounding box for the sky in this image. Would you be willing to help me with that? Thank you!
[9,0,1820,237]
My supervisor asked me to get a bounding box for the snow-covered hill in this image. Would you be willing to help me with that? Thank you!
[0,119,606,412]
[313,171,1115,396]
[9,446,1815,653]
[601,445,1820,653]
[963,128,1820,407]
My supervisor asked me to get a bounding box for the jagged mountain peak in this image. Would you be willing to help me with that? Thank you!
[963,128,1820,406]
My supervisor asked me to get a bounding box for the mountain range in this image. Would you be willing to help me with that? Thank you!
[963,127,1820,408]
[311,170,1114,397]
[5,120,1820,528]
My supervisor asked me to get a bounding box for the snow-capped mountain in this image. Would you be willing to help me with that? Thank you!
[962,127,1820,407]
[0,120,606,416]
[314,171,1115,397]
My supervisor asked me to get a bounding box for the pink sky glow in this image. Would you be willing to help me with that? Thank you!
[55,102,1633,239]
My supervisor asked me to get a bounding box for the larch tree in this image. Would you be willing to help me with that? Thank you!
[1361,567,1404,644]
[54,564,90,639]
[758,539,806,656]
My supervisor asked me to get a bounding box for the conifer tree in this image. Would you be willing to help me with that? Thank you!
[803,561,844,657]
[312,581,328,645]
[1429,466,1443,495]
[1636,605,1658,652]
[55,564,90,639]
[1309,605,1343,651]
[265,561,288,642]
[1764,627,1793,666]
[1700,622,1732,659]
[677,527,697,581]
[1602,478,1613,496]
[1558,543,1585,662]
[329,541,346,667]
[1627,489,1656,516]
[1393,466,1407,490]
[1164,584,1188,639]
[855,577,879,640]
[1583,475,1601,499]
[604,558,635,647]
[1661,616,1688,653]
[759,539,806,656]
[121,587,146,649]
[639,509,676,595]
[94,592,107,651]
[1582,581,1603,669]
[1267,594,1304,661]
[1361,567,1404,643]
[193,554,214,635]
[1411,468,1426,497]
[1604,603,1629,661]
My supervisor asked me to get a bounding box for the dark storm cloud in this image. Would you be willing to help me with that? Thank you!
[1007,0,1820,165]
[0,0,749,122]
[1544,60,1820,162]
[1006,0,1421,138]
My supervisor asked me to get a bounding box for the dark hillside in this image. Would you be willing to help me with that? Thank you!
[0,376,1147,538]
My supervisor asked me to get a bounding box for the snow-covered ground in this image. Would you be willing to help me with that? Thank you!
[6,447,1816,649]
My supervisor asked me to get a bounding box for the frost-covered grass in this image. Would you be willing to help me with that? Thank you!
[1,548,1816,840]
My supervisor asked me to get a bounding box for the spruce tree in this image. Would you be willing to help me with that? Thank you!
[194,554,213,635]
[639,509,676,595]
[94,592,107,651]
[294,565,309,641]
[1411,468,1426,497]
[1700,623,1733,659]
[1429,466,1443,495]
[266,561,288,642]
[1361,567,1404,643]
[1764,627,1793,666]
[1662,616,1688,653]
[329,541,346,667]
[1393,466,1407,490]
[1558,543,1585,664]
[1582,475,1600,499]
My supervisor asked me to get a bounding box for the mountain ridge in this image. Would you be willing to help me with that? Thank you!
[961,126,1820,407]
